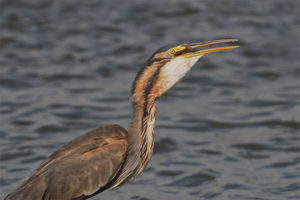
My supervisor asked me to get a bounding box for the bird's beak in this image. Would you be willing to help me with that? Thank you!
[181,39,240,58]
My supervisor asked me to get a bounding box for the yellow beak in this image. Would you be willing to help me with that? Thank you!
[181,39,240,58]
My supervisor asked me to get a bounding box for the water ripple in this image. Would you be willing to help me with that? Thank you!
[0,0,299,199]
[165,170,217,187]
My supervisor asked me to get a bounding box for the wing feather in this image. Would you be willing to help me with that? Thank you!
[5,125,128,200]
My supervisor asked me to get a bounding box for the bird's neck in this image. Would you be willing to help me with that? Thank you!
[128,94,157,170]
[127,59,167,171]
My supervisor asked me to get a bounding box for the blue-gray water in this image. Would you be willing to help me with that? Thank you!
[0,0,299,199]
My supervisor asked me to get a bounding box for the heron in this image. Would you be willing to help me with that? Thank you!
[5,39,239,200]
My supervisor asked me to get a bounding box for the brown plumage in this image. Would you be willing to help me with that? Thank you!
[5,39,239,200]
[6,125,128,200]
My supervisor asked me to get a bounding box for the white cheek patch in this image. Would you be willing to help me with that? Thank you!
[160,55,203,90]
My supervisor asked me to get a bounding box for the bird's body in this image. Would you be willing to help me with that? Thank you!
[6,125,128,199]
[5,39,239,200]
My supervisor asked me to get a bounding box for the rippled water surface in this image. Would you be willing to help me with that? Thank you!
[1,0,299,199]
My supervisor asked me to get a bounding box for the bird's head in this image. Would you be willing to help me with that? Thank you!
[131,39,239,106]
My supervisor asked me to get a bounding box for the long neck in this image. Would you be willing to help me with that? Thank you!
[127,59,168,170]
[127,55,201,168]
[115,54,202,187]
[128,94,156,169]
[112,95,156,187]
[112,59,168,187]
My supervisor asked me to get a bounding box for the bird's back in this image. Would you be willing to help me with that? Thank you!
[5,124,129,200]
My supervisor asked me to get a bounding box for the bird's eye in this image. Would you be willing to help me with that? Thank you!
[169,48,176,55]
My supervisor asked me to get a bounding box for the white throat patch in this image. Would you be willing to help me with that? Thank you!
[160,55,203,90]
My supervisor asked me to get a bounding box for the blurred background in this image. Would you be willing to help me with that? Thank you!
[0,0,299,199]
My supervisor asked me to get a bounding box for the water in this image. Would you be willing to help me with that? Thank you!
[0,0,299,199]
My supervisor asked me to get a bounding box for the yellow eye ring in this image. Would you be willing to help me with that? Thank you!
[169,48,176,55]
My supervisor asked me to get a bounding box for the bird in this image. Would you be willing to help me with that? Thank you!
[5,39,239,200]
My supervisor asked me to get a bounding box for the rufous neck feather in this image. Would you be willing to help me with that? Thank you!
[129,55,202,168]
